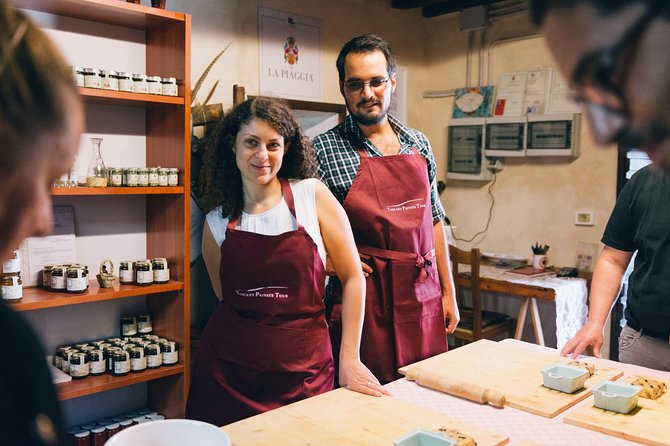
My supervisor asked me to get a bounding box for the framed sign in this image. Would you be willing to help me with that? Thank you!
[259,7,322,101]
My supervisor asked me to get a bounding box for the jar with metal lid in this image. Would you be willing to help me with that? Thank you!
[160,341,179,365]
[109,167,123,187]
[148,167,159,186]
[161,77,178,96]
[1,274,22,301]
[157,167,169,186]
[145,344,162,369]
[167,168,179,186]
[66,266,88,294]
[112,351,130,376]
[54,346,73,370]
[42,264,55,288]
[90,426,106,446]
[147,75,162,94]
[1,249,20,274]
[151,258,169,284]
[119,419,133,430]
[125,167,138,187]
[117,71,134,92]
[104,422,121,439]
[73,430,90,446]
[50,265,67,291]
[135,260,153,286]
[120,314,137,336]
[119,261,134,285]
[104,346,122,372]
[132,73,148,94]
[130,346,147,372]
[72,66,85,87]
[137,168,149,187]
[62,349,79,374]
[83,67,101,89]
[137,313,153,334]
[69,352,90,379]
[79,345,96,354]
[88,349,106,376]
[100,69,118,91]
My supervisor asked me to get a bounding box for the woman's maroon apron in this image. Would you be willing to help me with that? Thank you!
[186,178,334,426]
[329,145,447,384]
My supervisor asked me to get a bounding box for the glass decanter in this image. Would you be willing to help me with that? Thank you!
[86,137,108,187]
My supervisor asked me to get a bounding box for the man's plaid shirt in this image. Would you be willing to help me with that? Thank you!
[313,114,445,222]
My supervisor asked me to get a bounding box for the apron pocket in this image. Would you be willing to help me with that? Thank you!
[391,259,442,323]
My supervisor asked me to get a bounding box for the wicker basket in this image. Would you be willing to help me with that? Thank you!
[96,259,117,288]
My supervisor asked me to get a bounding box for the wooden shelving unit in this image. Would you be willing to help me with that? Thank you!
[15,0,191,419]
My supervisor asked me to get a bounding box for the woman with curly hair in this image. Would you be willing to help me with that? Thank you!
[186,97,387,426]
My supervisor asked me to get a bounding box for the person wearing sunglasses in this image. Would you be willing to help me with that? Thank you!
[313,34,458,384]
[530,0,670,371]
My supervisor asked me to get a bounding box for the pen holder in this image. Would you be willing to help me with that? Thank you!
[532,254,547,270]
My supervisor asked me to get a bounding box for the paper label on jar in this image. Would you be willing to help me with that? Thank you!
[51,275,66,290]
[138,173,149,186]
[158,176,168,186]
[137,271,153,284]
[162,84,177,96]
[149,83,162,95]
[131,357,147,371]
[111,173,122,186]
[163,351,178,364]
[127,173,138,186]
[153,269,169,282]
[2,257,20,274]
[70,363,89,378]
[122,325,137,336]
[148,172,158,185]
[90,360,106,374]
[135,82,148,94]
[114,360,130,374]
[168,173,178,186]
[147,355,162,367]
[67,277,87,292]
[120,269,134,283]
[84,76,101,89]
[119,79,134,92]
[1,284,22,300]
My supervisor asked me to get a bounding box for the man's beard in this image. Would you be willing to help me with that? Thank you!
[347,98,390,127]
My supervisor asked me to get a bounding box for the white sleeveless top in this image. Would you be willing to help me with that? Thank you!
[206,178,325,264]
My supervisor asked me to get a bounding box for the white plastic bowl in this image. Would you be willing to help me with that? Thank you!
[541,363,589,393]
[104,419,230,446]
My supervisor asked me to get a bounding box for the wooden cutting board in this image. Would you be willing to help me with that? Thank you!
[223,387,509,445]
[564,376,670,446]
[398,339,623,418]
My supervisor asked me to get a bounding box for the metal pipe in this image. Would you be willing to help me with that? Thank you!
[466,30,473,89]
[478,28,485,86]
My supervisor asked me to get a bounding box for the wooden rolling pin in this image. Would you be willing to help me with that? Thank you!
[405,369,506,408]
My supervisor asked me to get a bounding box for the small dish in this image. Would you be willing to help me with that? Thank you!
[393,429,457,446]
[592,381,641,414]
[541,363,589,393]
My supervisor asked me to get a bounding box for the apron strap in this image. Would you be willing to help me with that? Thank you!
[227,178,301,229]
[358,244,435,283]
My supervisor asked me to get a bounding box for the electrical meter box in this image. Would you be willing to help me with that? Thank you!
[447,118,491,181]
[526,113,581,157]
[484,116,526,157]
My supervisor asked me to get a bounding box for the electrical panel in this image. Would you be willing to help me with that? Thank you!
[526,113,581,157]
[447,118,492,181]
[484,116,526,157]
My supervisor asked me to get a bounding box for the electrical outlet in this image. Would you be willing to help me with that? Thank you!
[487,158,504,172]
[575,210,595,226]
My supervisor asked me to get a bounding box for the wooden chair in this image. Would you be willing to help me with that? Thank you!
[449,245,516,345]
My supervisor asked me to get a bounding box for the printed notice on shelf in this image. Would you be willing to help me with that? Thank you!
[493,71,528,117]
[523,68,552,115]
[20,206,77,287]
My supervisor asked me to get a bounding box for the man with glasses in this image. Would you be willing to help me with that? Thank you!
[313,33,458,384]
[530,0,670,370]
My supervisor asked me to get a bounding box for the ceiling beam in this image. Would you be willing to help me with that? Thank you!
[422,0,502,18]
[391,0,447,9]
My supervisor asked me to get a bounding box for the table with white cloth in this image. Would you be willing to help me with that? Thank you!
[455,265,588,349]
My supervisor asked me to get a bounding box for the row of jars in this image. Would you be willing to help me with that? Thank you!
[106,166,179,187]
[42,264,90,294]
[54,334,179,380]
[68,409,165,446]
[1,249,22,302]
[120,258,170,286]
[72,66,178,97]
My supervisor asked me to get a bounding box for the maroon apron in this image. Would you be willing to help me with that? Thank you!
[329,146,447,384]
[186,178,334,426]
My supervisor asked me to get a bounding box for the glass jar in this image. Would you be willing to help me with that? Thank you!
[69,352,90,379]
[137,313,153,334]
[132,73,148,94]
[66,266,88,294]
[54,346,70,370]
[73,430,90,446]
[62,349,79,374]
[161,341,179,366]
[147,75,162,94]
[50,265,67,291]
[130,346,147,372]
[148,167,159,186]
[151,258,169,284]
[109,167,123,187]
[135,260,153,286]
[104,347,121,373]
[157,167,169,186]
[1,249,20,275]
[112,351,130,377]
[167,167,178,186]
[1,274,22,302]
[119,261,134,285]
[125,168,138,187]
[117,71,134,92]
[90,426,107,446]
[72,66,85,87]
[42,264,55,288]
[88,349,106,376]
[119,419,133,430]
[145,344,162,369]
[161,77,178,96]
[104,422,121,439]
[86,137,108,187]
[138,168,149,187]
[100,69,119,91]
[120,314,137,336]
[83,67,101,89]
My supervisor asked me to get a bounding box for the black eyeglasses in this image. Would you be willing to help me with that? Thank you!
[570,0,664,143]
[343,77,389,95]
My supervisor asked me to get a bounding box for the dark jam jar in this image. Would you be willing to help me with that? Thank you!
[66,266,88,294]
[130,347,147,372]
[69,352,90,379]
[90,426,106,446]
[88,349,106,376]
[73,430,90,446]
[151,258,169,284]
[49,265,66,291]
[120,314,137,336]
[135,260,153,286]
[119,260,134,284]
[160,341,179,366]
[145,344,162,369]
[137,313,153,334]
[112,351,130,377]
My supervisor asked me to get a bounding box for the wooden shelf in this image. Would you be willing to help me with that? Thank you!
[17,0,186,29]
[13,280,184,311]
[57,364,185,400]
[51,186,185,196]
[79,87,184,106]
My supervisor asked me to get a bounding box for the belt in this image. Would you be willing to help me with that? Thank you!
[626,320,670,343]
[357,245,435,283]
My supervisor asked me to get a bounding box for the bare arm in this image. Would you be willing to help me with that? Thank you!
[561,245,634,358]
[201,220,223,301]
[315,181,389,396]
[433,219,459,334]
